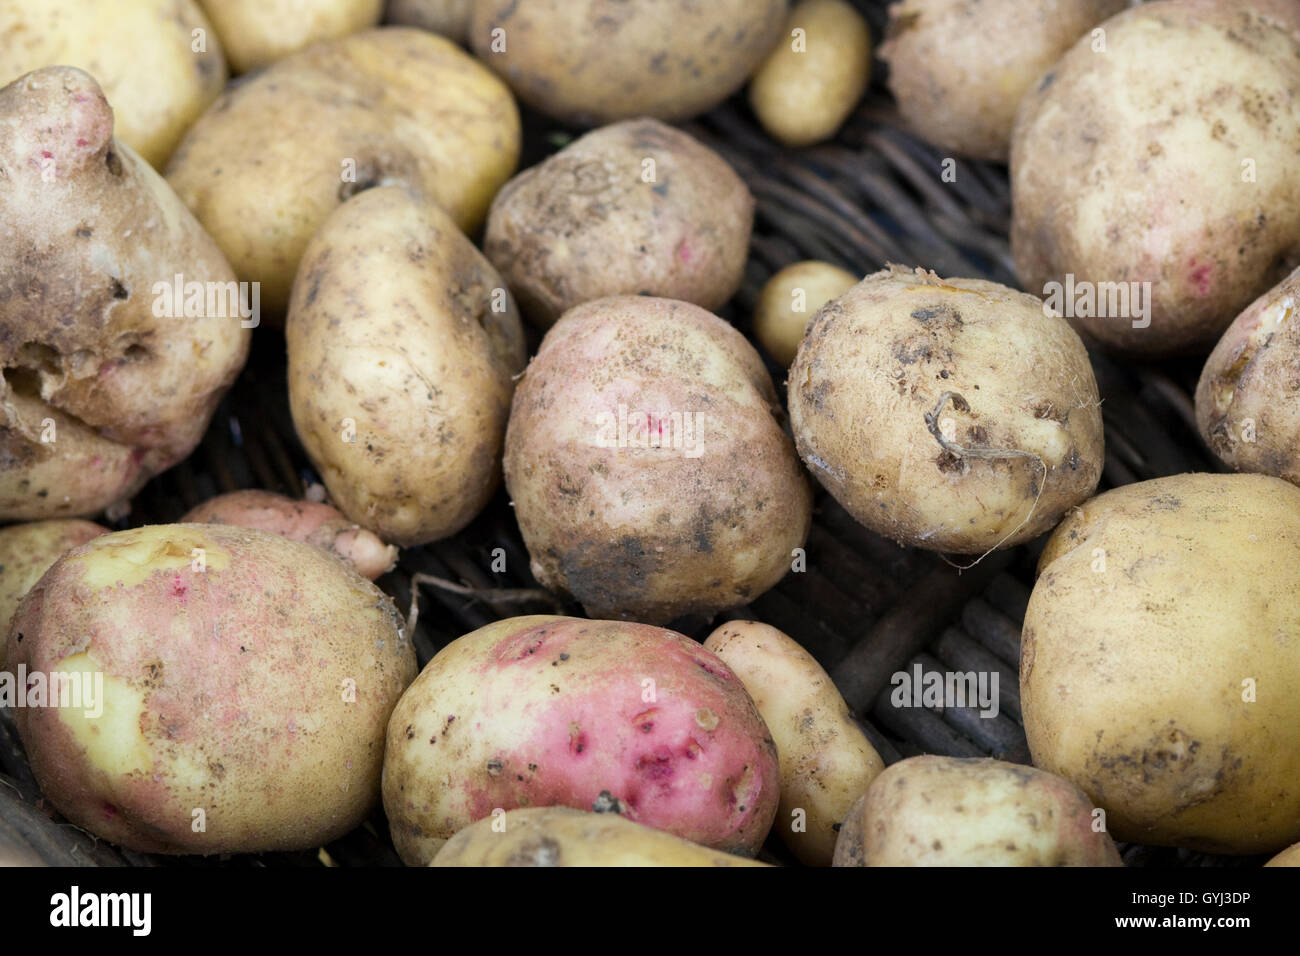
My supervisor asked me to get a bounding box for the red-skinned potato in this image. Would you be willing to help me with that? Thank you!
[382,615,780,865]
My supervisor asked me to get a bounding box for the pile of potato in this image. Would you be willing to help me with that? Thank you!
[1,0,1299,870]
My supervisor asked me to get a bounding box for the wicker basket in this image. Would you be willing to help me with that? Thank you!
[0,0,1256,867]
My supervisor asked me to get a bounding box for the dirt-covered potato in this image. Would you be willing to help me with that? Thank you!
[1023,473,1300,854]
[753,260,858,366]
[181,490,398,579]
[1195,266,1300,484]
[749,0,872,148]
[0,67,250,522]
[483,119,753,330]
[0,0,227,169]
[167,28,520,316]
[833,755,1122,866]
[0,519,106,639]
[383,616,780,865]
[788,266,1103,554]
[385,0,472,43]
[880,0,1124,162]
[469,0,787,126]
[703,621,883,866]
[432,806,771,867]
[4,524,416,854]
[197,0,383,73]
[1011,0,1300,355]
[503,296,812,623]
[288,186,526,547]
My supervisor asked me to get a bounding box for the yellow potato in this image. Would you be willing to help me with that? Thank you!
[0,520,107,642]
[432,807,771,867]
[0,0,227,169]
[1023,473,1300,854]
[749,0,872,147]
[167,28,520,316]
[703,620,883,866]
[1266,842,1300,867]
[198,0,383,73]
[386,0,473,43]
[753,261,859,366]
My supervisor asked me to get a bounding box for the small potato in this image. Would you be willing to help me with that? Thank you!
[753,261,859,366]
[197,0,383,73]
[1023,473,1300,854]
[470,0,787,126]
[383,616,780,865]
[0,520,107,641]
[432,807,770,867]
[288,186,526,547]
[0,0,227,169]
[1195,266,1300,484]
[484,119,753,329]
[181,490,398,579]
[4,524,416,854]
[1266,842,1300,867]
[880,0,1125,162]
[704,621,883,866]
[1010,0,1300,355]
[385,0,472,43]
[833,755,1123,866]
[788,266,1104,553]
[749,0,872,148]
[503,296,812,623]
[167,28,520,316]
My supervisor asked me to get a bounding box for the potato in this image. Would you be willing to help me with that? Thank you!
[1266,842,1300,867]
[382,615,780,865]
[1022,473,1300,854]
[703,620,883,866]
[788,266,1103,554]
[0,67,250,522]
[167,28,520,316]
[385,0,472,43]
[180,490,398,579]
[469,0,787,126]
[3,524,416,854]
[1010,0,1300,355]
[197,0,383,73]
[503,296,812,623]
[749,0,872,148]
[833,755,1122,866]
[0,0,227,169]
[432,806,771,867]
[880,0,1124,162]
[0,519,107,641]
[287,186,526,547]
[753,260,859,366]
[483,119,753,330]
[1195,266,1300,484]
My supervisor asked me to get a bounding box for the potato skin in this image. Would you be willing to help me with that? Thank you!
[749,0,872,148]
[788,266,1103,553]
[881,0,1124,162]
[703,621,883,866]
[503,296,812,623]
[4,524,416,854]
[1195,267,1300,484]
[1010,0,1300,355]
[287,186,526,547]
[181,490,398,579]
[432,806,770,867]
[0,0,227,169]
[0,67,250,521]
[470,0,787,126]
[1266,842,1300,867]
[167,28,520,315]
[1023,474,1300,854]
[753,260,858,366]
[386,0,473,42]
[198,0,383,73]
[382,616,780,865]
[484,119,753,329]
[833,755,1122,866]
[0,519,106,642]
